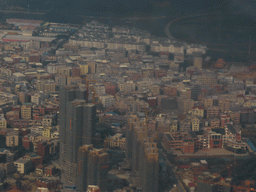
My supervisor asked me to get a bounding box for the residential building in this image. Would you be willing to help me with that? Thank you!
[189,106,204,118]
[107,133,126,150]
[191,117,200,132]
[21,104,32,119]
[207,106,219,119]
[118,81,136,93]
[0,115,7,129]
[139,140,159,192]
[203,97,213,109]
[193,56,203,69]
[14,158,33,174]
[77,145,108,192]
[99,95,114,108]
[177,98,194,114]
[218,98,231,113]
[6,132,20,147]
[59,86,97,183]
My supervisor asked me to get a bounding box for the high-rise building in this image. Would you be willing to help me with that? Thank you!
[77,145,108,192]
[59,86,97,183]
[139,139,159,192]
[77,145,93,192]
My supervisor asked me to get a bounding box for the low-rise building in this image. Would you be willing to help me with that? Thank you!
[107,133,126,150]
[14,158,33,174]
[6,132,20,147]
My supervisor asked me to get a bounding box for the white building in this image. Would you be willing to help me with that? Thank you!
[36,187,50,192]
[14,158,33,174]
[107,133,126,150]
[99,95,114,108]
[31,94,42,105]
[118,81,136,93]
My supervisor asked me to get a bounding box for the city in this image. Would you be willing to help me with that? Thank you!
[0,3,255,191]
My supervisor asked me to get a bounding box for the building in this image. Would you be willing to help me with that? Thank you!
[4,162,16,175]
[118,81,136,93]
[181,139,195,153]
[163,86,177,96]
[87,148,108,191]
[189,106,204,118]
[77,145,108,192]
[43,82,56,93]
[209,132,222,148]
[203,97,213,109]
[220,114,230,128]
[42,115,54,127]
[94,84,106,96]
[21,104,32,119]
[193,56,203,69]
[99,95,114,108]
[14,158,33,174]
[240,108,255,124]
[12,72,26,82]
[139,140,159,192]
[105,84,117,96]
[17,92,29,104]
[191,117,200,132]
[210,118,220,128]
[177,98,194,114]
[6,132,20,147]
[6,18,43,27]
[59,86,97,183]
[218,98,231,113]
[107,133,126,150]
[87,62,96,74]
[87,185,101,192]
[194,73,217,86]
[207,106,219,119]
[0,115,7,129]
[36,187,49,192]
[160,97,177,110]
[179,88,191,99]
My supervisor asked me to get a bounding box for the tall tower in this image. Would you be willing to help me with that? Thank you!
[59,86,97,183]
[139,139,159,192]
[59,86,86,166]
[77,145,108,192]
[77,145,93,192]
[87,149,108,191]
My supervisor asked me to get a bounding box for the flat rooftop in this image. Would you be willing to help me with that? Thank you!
[2,35,55,42]
[6,18,43,24]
